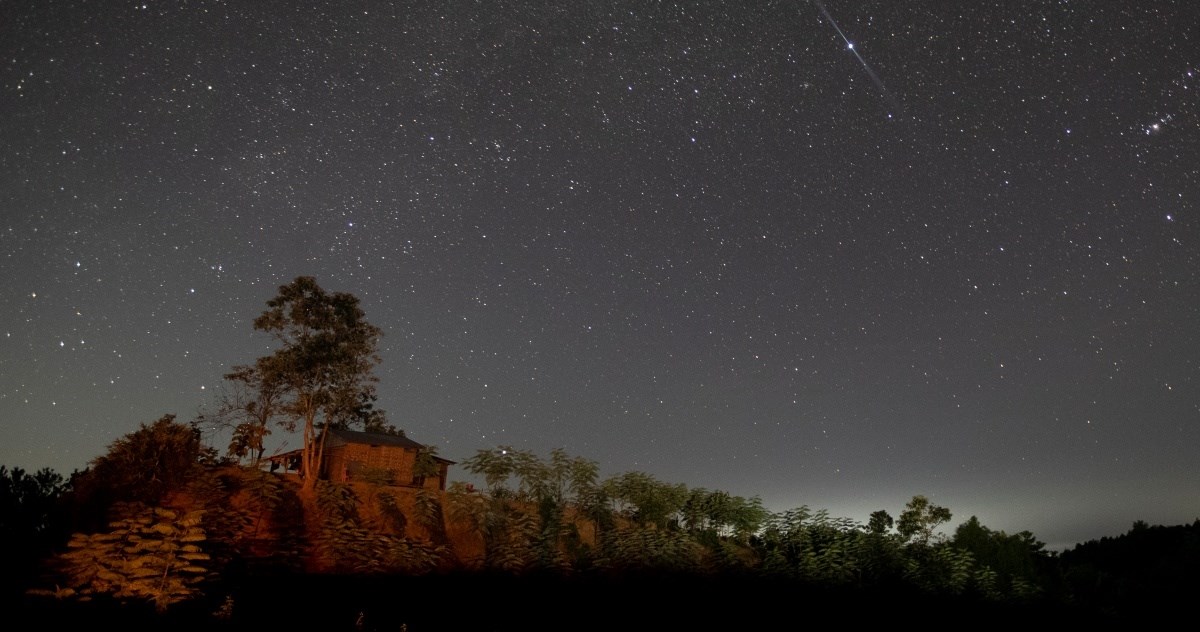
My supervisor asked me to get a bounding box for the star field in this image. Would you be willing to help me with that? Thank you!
[2,1,1198,550]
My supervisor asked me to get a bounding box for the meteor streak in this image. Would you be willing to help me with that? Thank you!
[811,0,897,115]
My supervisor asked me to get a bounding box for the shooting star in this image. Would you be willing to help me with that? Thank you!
[812,0,900,117]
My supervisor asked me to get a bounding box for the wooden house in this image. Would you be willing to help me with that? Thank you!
[269,428,453,490]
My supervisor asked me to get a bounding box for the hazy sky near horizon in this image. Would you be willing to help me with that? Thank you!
[2,1,1198,551]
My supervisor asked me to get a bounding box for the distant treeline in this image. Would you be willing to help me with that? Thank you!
[2,414,1197,629]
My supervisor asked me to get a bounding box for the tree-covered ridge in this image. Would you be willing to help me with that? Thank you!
[4,418,1199,628]
[4,277,1196,627]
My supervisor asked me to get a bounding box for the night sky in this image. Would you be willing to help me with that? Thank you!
[3,1,1197,551]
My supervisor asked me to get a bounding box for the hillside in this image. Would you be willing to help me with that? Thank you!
[13,462,1197,630]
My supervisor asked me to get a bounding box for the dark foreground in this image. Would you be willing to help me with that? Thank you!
[11,570,1155,632]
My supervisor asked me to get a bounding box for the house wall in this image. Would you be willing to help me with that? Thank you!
[321,442,447,490]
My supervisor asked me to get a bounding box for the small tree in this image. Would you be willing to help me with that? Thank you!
[70,414,209,528]
[39,506,212,613]
[602,471,688,530]
[868,509,894,535]
[230,276,384,493]
[411,445,441,488]
[460,447,601,571]
[897,495,952,547]
[207,369,286,467]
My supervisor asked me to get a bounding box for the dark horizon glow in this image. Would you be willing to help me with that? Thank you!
[2,1,1198,552]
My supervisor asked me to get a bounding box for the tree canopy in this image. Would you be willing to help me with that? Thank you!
[897,494,953,546]
[73,414,208,508]
[228,276,384,492]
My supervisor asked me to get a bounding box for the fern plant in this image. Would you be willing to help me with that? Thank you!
[38,506,212,612]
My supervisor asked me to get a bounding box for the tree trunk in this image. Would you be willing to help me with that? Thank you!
[301,404,319,494]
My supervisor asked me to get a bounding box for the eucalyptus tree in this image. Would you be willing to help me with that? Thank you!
[229,276,384,494]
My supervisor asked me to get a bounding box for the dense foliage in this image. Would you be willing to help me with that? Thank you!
[5,279,1194,628]
[7,424,1198,628]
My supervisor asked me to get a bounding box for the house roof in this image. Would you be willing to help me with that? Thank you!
[323,428,456,464]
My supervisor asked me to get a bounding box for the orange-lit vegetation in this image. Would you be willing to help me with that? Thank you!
[3,278,1196,628]
[4,418,1199,629]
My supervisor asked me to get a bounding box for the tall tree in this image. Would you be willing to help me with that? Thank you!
[232,276,384,493]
